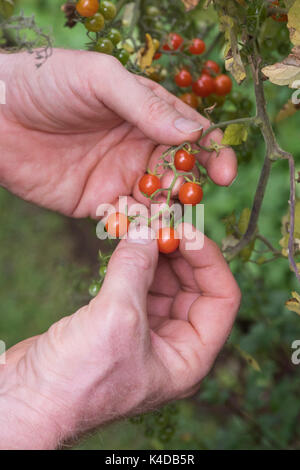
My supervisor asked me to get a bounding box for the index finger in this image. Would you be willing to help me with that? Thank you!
[137,76,237,187]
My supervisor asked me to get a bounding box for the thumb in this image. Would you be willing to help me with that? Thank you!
[99,227,158,314]
[95,56,203,145]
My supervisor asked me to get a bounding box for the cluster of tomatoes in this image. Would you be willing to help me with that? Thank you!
[104,147,202,255]
[152,32,232,109]
[271,0,288,22]
[75,0,130,65]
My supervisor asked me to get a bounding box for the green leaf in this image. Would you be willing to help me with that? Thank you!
[238,208,255,261]
[219,14,246,84]
[286,291,300,315]
[222,212,237,236]
[222,124,248,146]
[279,199,300,256]
[238,208,251,235]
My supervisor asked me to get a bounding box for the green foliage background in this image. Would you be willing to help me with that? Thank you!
[1,0,300,450]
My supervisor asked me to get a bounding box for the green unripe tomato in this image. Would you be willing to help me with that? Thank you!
[146,5,161,16]
[99,265,107,278]
[85,12,105,32]
[94,38,114,54]
[155,20,164,30]
[115,49,130,65]
[107,28,122,45]
[99,1,116,21]
[89,280,102,297]
[264,38,276,49]
[0,0,15,18]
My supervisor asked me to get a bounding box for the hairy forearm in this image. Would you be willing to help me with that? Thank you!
[0,395,59,449]
[0,363,63,450]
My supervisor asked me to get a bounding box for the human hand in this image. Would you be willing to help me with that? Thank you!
[0,224,241,449]
[0,49,236,217]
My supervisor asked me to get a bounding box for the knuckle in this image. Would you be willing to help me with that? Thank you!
[118,306,141,332]
[146,95,169,121]
[102,297,142,336]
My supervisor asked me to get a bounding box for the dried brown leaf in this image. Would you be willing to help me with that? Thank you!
[181,0,200,11]
[275,99,298,122]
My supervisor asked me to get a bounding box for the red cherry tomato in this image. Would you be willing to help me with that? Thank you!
[157,227,180,254]
[105,212,130,238]
[162,33,184,51]
[139,174,161,197]
[154,52,162,60]
[174,149,195,172]
[175,69,192,88]
[76,0,99,17]
[192,74,216,97]
[271,0,288,22]
[179,92,199,109]
[179,182,203,206]
[214,74,232,96]
[202,60,221,76]
[189,38,206,55]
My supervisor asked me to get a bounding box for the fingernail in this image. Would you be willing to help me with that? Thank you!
[174,118,203,134]
[127,226,154,245]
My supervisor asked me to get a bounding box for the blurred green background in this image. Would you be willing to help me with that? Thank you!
[1,0,300,450]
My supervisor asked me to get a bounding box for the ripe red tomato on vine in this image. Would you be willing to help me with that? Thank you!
[189,38,206,55]
[162,33,184,51]
[76,0,99,17]
[179,93,199,109]
[139,174,161,197]
[175,69,192,88]
[174,149,196,172]
[271,0,288,22]
[105,212,130,238]
[214,74,232,96]
[202,60,221,76]
[192,74,216,97]
[179,182,203,206]
[157,227,180,254]
[154,52,162,60]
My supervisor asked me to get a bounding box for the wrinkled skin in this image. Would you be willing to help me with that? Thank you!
[0,50,241,449]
